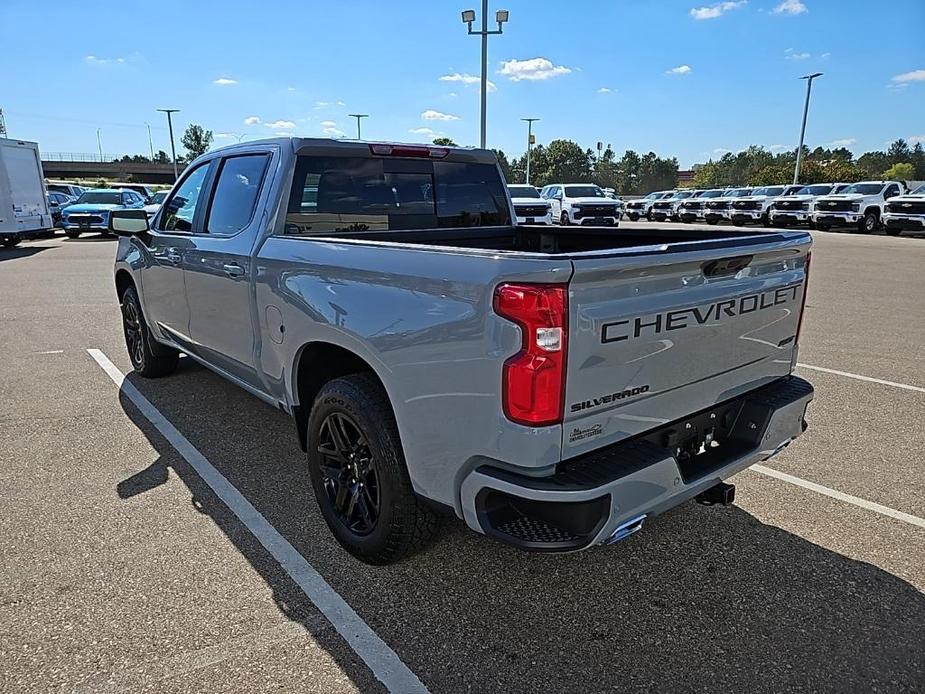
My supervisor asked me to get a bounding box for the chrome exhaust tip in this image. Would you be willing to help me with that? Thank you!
[604,514,647,545]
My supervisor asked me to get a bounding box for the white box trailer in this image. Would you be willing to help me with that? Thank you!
[1,138,53,247]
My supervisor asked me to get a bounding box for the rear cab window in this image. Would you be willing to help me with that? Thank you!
[283,154,511,235]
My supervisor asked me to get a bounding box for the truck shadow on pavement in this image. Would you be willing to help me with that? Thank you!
[117,358,925,694]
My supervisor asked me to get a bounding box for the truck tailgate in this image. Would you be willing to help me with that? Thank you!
[562,234,811,458]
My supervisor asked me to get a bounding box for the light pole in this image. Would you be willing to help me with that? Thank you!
[145,122,155,160]
[521,117,539,184]
[157,108,181,181]
[348,114,368,139]
[96,128,103,162]
[461,3,509,148]
[793,72,822,184]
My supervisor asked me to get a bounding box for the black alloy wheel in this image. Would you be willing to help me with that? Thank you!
[316,411,380,536]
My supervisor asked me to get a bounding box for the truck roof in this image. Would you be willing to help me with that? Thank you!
[203,137,498,164]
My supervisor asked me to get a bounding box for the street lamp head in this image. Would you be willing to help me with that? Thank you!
[461,9,475,23]
[495,9,509,23]
[801,72,823,80]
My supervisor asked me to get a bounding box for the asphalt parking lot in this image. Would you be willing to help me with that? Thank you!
[1,223,923,693]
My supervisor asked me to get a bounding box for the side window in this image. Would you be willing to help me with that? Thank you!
[122,192,133,205]
[884,185,899,199]
[160,164,210,232]
[205,154,270,236]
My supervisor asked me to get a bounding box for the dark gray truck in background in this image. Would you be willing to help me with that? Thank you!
[111,138,814,564]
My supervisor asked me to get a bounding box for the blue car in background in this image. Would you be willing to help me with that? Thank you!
[61,188,147,238]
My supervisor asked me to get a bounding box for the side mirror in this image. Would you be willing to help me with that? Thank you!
[109,209,150,236]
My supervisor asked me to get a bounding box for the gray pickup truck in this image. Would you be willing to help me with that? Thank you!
[110,138,814,564]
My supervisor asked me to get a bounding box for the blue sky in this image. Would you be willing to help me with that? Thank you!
[3,0,923,167]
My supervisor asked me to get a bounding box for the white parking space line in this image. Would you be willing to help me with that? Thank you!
[797,363,925,394]
[86,349,429,694]
[751,465,925,530]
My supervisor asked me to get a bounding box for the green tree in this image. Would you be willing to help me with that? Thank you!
[911,142,925,179]
[181,124,214,159]
[883,162,915,181]
[432,137,457,146]
[493,149,513,182]
[542,139,592,183]
[154,150,170,164]
[691,161,722,188]
[821,159,862,183]
[886,138,911,165]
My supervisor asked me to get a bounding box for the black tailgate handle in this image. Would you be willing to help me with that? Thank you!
[702,255,753,277]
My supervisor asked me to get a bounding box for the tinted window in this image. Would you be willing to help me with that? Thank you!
[798,185,832,196]
[844,183,885,195]
[206,154,270,236]
[151,191,169,204]
[122,192,133,205]
[507,185,541,198]
[284,156,510,234]
[884,185,900,199]
[76,192,122,204]
[160,164,209,232]
[564,185,604,198]
[752,186,785,196]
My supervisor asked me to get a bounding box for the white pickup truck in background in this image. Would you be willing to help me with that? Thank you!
[507,184,553,225]
[882,183,925,236]
[812,181,905,233]
[768,183,850,228]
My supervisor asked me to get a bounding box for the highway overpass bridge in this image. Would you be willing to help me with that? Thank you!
[41,156,187,184]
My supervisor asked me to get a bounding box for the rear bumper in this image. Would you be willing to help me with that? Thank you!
[459,376,814,552]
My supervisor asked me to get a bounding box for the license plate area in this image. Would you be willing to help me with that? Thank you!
[641,396,771,483]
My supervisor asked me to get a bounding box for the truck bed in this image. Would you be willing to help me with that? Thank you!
[317,225,799,256]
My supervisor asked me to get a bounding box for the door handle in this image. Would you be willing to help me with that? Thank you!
[223,263,245,278]
[166,248,181,264]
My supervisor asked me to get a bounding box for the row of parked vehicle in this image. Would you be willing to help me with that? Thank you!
[624,181,925,235]
[507,183,624,226]
[44,182,168,238]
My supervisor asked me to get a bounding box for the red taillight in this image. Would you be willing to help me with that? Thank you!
[368,144,449,159]
[795,251,811,345]
[493,283,568,426]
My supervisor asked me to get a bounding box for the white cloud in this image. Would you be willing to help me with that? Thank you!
[244,116,261,125]
[907,135,925,145]
[336,100,346,106]
[597,87,616,93]
[447,92,458,97]
[713,148,733,155]
[786,51,811,61]
[265,120,296,129]
[213,77,237,85]
[887,82,910,90]
[315,101,330,108]
[320,120,338,128]
[828,138,856,147]
[421,109,460,121]
[772,0,807,15]
[821,52,830,59]
[440,72,479,85]
[274,132,294,137]
[214,133,236,139]
[892,69,925,83]
[287,86,296,92]
[84,54,134,66]
[689,1,747,20]
[409,127,438,137]
[439,72,496,91]
[322,126,345,137]
[768,144,789,152]
[667,65,692,75]
[498,57,572,82]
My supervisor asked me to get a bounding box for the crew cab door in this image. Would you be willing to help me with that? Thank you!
[182,151,273,390]
[142,161,212,347]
